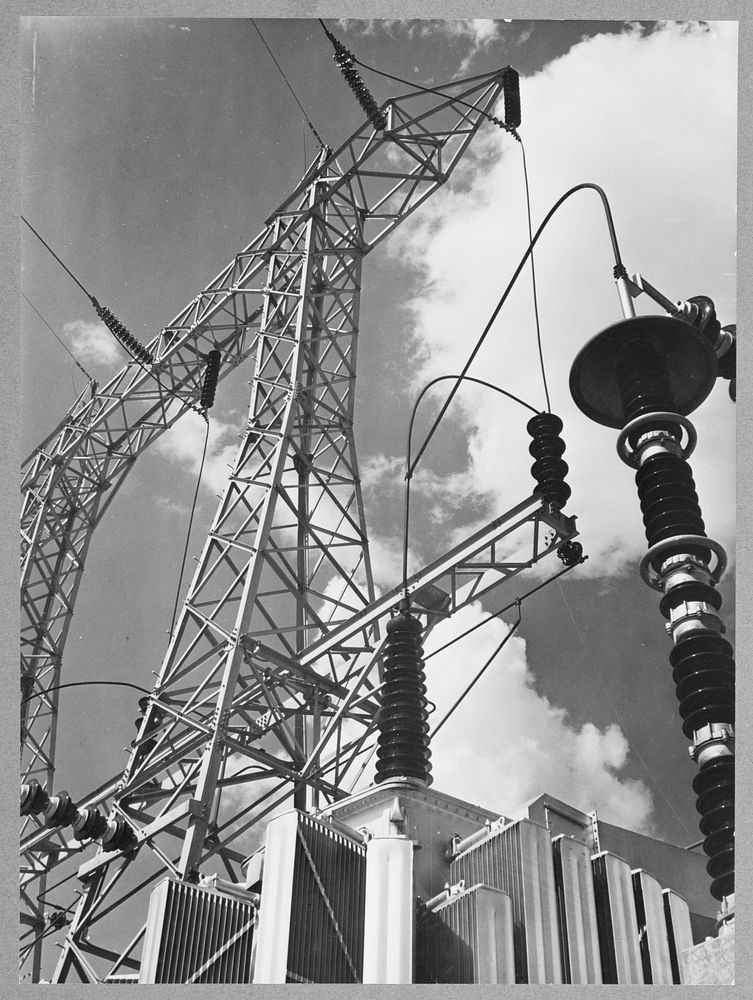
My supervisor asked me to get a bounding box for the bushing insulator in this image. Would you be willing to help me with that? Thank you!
[635,453,710,562]
[669,632,734,738]
[526,412,571,509]
[693,755,734,900]
[375,612,432,785]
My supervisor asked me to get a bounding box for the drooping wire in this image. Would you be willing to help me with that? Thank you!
[21,291,95,383]
[520,139,550,412]
[430,602,522,739]
[167,418,211,641]
[402,373,540,593]
[20,680,152,705]
[408,182,626,481]
[251,19,327,150]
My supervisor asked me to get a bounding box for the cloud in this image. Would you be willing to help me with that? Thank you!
[154,409,242,495]
[335,18,503,73]
[385,20,736,577]
[62,319,122,368]
[424,603,656,833]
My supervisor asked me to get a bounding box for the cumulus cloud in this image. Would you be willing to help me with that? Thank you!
[383,20,736,577]
[153,409,243,495]
[336,18,503,73]
[424,603,656,833]
[63,318,122,367]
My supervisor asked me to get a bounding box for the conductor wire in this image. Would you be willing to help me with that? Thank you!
[251,19,327,149]
[402,374,540,593]
[167,418,211,641]
[408,182,626,481]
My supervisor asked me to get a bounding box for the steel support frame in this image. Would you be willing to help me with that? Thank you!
[21,68,513,981]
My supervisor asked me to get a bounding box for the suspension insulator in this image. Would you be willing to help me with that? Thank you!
[71,806,108,842]
[43,791,78,828]
[92,298,154,365]
[375,611,432,786]
[325,32,387,131]
[693,755,734,900]
[20,779,49,817]
[501,66,521,128]
[526,412,571,509]
[200,349,222,409]
[669,631,734,739]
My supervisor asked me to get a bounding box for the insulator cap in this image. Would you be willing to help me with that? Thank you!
[569,316,717,429]
[21,779,49,817]
[43,791,78,828]
[72,806,108,842]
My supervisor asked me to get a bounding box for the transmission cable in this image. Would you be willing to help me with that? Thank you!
[402,373,540,592]
[408,182,626,480]
[21,680,152,705]
[520,139,550,411]
[423,558,584,663]
[251,19,327,150]
[167,417,211,641]
[21,214,214,415]
[21,292,95,384]
[430,603,522,739]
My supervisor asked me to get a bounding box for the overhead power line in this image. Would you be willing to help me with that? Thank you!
[251,19,327,149]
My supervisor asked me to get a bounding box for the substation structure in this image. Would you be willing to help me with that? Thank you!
[19,60,735,985]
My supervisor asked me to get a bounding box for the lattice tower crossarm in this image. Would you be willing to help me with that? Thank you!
[20,68,512,981]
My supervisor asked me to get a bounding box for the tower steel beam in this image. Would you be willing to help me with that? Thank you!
[21,69,511,981]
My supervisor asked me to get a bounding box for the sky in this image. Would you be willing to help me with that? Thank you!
[17,15,739,975]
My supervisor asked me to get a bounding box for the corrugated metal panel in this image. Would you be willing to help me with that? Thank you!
[139,878,256,983]
[663,888,694,984]
[450,818,562,983]
[285,812,366,983]
[552,836,602,983]
[632,868,673,984]
[416,883,515,983]
[591,852,643,984]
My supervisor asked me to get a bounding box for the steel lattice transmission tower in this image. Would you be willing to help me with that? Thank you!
[20,70,559,982]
